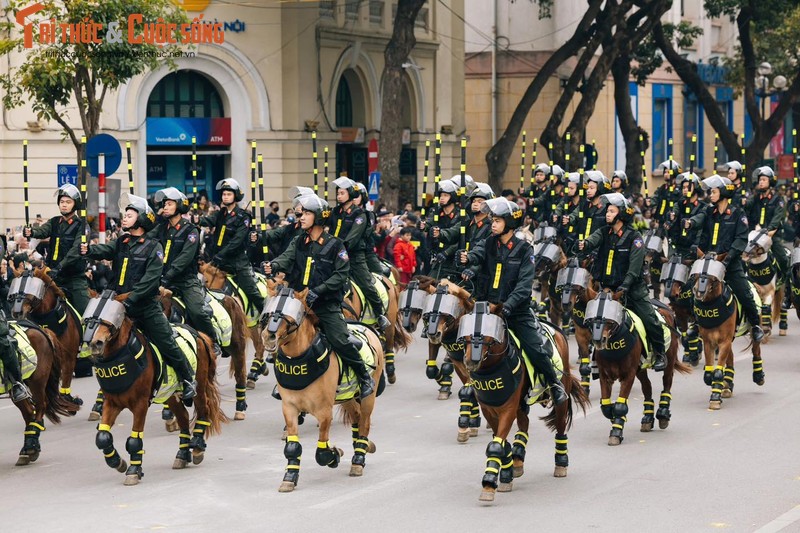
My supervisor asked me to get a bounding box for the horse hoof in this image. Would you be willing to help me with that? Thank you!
[640,422,653,432]
[172,458,189,469]
[191,450,205,465]
[123,475,140,486]
[15,455,31,466]
[367,441,376,454]
[457,429,470,443]
[437,391,451,401]
[513,466,524,478]
[709,401,721,410]
[349,464,364,477]
[281,429,288,441]
[470,427,480,437]
[234,411,246,421]
[553,466,568,478]
[608,436,622,446]
[497,482,512,493]
[278,481,296,493]
[246,380,256,390]
[387,373,396,385]
[780,329,787,336]
[165,418,179,433]
[721,389,732,399]
[659,419,670,430]
[479,489,496,503]
[116,460,128,473]
[87,411,100,422]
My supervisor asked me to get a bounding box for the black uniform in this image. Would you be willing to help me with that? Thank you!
[666,197,707,257]
[652,184,680,224]
[425,205,461,280]
[746,190,790,277]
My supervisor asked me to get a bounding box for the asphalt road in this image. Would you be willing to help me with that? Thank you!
[1,312,799,533]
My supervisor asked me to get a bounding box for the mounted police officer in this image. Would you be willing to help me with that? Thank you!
[555,172,586,251]
[152,187,222,359]
[250,186,310,262]
[724,160,749,206]
[745,166,790,279]
[458,198,568,405]
[0,310,32,403]
[443,182,494,282]
[421,179,462,281]
[665,172,707,255]
[263,194,375,397]
[24,184,89,313]
[330,177,390,332]
[531,164,566,225]
[611,170,629,197]
[197,179,265,315]
[652,160,682,225]
[81,194,197,401]
[577,193,668,371]
[569,170,609,241]
[352,186,391,278]
[684,176,765,343]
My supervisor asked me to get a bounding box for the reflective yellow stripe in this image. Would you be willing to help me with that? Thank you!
[606,250,614,276]
[98,424,111,432]
[711,222,719,246]
[466,242,470,251]
[163,240,172,264]
[119,258,129,286]
[493,264,502,289]
[52,237,60,261]
[216,225,226,247]
[760,207,766,226]
[659,200,666,215]
[302,257,313,285]
[585,218,592,239]
[334,219,342,237]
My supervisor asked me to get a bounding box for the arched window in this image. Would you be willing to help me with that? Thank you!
[147,71,224,118]
[336,76,353,127]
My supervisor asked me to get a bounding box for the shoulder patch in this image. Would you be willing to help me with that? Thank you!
[244,218,250,227]
[338,249,349,261]
[355,216,364,225]
[633,237,644,248]
[156,250,164,262]
[188,233,197,243]
[741,215,748,226]
[530,253,536,264]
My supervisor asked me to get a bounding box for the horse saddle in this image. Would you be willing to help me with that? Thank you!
[345,273,390,323]
[0,322,38,394]
[507,322,565,406]
[172,292,233,348]
[150,324,198,404]
[625,306,671,369]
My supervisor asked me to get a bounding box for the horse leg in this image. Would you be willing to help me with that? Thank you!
[349,395,377,477]
[638,369,655,432]
[457,385,474,443]
[709,339,732,410]
[722,360,735,399]
[123,401,149,485]
[512,407,530,478]
[752,339,765,387]
[58,346,82,409]
[469,391,482,437]
[14,398,40,466]
[436,357,454,400]
[608,372,635,446]
[480,406,515,502]
[167,397,193,469]
[88,389,104,422]
[247,326,269,388]
[95,401,128,476]
[279,401,303,492]
[577,336,592,395]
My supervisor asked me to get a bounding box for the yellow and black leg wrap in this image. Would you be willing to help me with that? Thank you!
[469,401,482,429]
[610,416,626,443]
[316,440,341,468]
[600,398,614,420]
[554,433,569,468]
[352,436,369,468]
[511,431,528,463]
[612,397,629,418]
[247,358,268,382]
[162,407,174,421]
[656,391,672,422]
[385,351,395,378]
[498,440,514,485]
[723,367,735,394]
[752,358,765,385]
[458,386,473,429]
[436,359,453,393]
[96,424,122,469]
[91,390,104,417]
[482,437,506,489]
[780,308,788,332]
[176,432,191,463]
[641,399,655,426]
[190,419,211,451]
[578,357,591,393]
[703,365,714,386]
[591,354,599,381]
[710,365,724,404]
[283,435,301,485]
[235,384,247,413]
[684,331,701,365]
[59,386,83,407]
[425,359,439,380]
[761,304,772,330]
[21,420,44,457]
[351,424,359,448]
[125,431,144,478]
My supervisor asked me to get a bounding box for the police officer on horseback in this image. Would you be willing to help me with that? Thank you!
[531,165,566,225]
[684,176,765,343]
[745,166,790,280]
[263,194,376,398]
[652,160,682,224]
[82,194,197,402]
[458,198,568,405]
[569,170,609,240]
[578,193,668,371]
[422,179,462,281]
[152,187,223,359]
[0,310,32,403]
[250,186,310,262]
[197,179,265,315]
[24,184,90,313]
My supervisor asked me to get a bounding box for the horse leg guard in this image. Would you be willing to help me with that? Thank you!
[175,432,191,464]
[458,386,473,429]
[90,391,104,420]
[59,387,83,407]
[761,305,772,331]
[498,440,514,485]
[247,358,267,382]
[578,357,591,392]
[703,365,714,387]
[656,392,672,423]
[591,354,599,381]
[20,421,44,461]
[190,419,211,451]
[612,397,629,418]
[385,352,396,380]
[554,433,569,469]
[609,417,626,444]
[125,432,144,479]
[161,407,174,421]
[96,425,122,470]
[684,334,701,365]
[641,400,655,429]
[316,441,341,468]
[283,436,302,486]
[753,359,765,385]
[437,360,453,394]
[600,398,614,420]
[425,360,439,380]
[235,385,248,415]
[723,368,735,396]
[511,431,529,463]
[482,437,505,489]
[351,436,369,468]
[780,308,788,335]
[469,402,482,430]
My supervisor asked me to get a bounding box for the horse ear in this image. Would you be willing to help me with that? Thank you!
[489,303,503,315]
[297,287,309,302]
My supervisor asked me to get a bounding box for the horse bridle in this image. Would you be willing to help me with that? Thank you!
[261,286,305,339]
[82,290,125,345]
[8,271,47,314]
[458,302,507,364]
[399,280,425,329]
[422,285,463,338]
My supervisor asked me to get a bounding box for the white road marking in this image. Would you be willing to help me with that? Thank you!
[754,504,800,533]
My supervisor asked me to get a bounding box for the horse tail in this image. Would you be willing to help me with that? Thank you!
[196,332,228,436]
[772,284,783,327]
[541,372,590,432]
[222,295,249,380]
[673,359,693,375]
[39,330,75,423]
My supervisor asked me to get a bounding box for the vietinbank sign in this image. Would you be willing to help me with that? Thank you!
[146,118,231,146]
[16,2,225,49]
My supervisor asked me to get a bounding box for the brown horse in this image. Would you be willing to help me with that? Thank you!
[398,276,439,334]
[554,258,597,395]
[742,230,785,339]
[158,287,250,421]
[260,281,384,492]
[584,291,690,445]
[690,256,763,410]
[5,321,74,465]
[420,279,482,442]
[9,266,85,409]
[199,262,268,389]
[342,273,411,384]
[84,290,226,485]
[642,228,668,300]
[457,298,589,503]
[660,254,701,365]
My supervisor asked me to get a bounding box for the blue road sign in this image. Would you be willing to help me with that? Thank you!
[57,164,79,187]
[86,134,122,176]
[368,171,381,201]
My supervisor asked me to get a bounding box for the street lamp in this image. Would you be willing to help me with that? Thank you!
[755,61,788,164]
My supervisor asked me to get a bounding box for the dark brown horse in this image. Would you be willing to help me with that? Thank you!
[690,255,763,410]
[533,240,569,328]
[584,291,690,445]
[9,266,85,408]
[642,228,668,300]
[5,321,74,465]
[84,291,226,485]
[457,299,589,503]
[660,254,702,366]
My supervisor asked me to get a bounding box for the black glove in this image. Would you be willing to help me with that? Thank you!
[722,256,731,267]
[617,286,629,302]
[48,268,60,280]
[501,305,513,319]
[23,226,32,238]
[455,249,466,266]
[249,229,260,243]
[306,290,319,306]
[431,252,446,265]
[160,276,173,288]
[462,269,475,280]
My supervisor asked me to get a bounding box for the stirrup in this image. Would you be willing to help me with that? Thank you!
[652,352,667,372]
[10,381,31,403]
[181,379,197,401]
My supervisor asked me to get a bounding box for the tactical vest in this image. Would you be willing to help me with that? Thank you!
[290,234,345,301]
[157,221,199,276]
[469,350,523,407]
[46,215,86,273]
[670,199,705,251]
[482,236,531,303]
[465,218,491,252]
[273,332,330,390]
[704,207,744,254]
[331,205,366,252]
[112,237,159,295]
[206,206,248,256]
[749,193,782,230]
[597,228,636,290]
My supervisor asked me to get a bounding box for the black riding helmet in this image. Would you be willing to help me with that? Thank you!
[55,183,81,211]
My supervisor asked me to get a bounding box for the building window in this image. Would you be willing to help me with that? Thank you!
[652,84,674,171]
[147,71,223,118]
[336,76,353,128]
[319,0,335,19]
[369,0,384,25]
[683,90,703,170]
[415,7,429,30]
[345,0,360,21]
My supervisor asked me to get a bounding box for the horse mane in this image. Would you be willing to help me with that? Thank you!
[33,268,66,300]
[411,275,438,291]
[439,279,475,313]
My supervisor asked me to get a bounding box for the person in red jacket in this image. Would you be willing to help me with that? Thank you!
[393,227,417,284]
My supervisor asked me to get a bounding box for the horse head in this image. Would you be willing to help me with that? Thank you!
[259,283,311,355]
[199,261,228,291]
[397,279,426,333]
[643,228,664,263]
[742,229,772,264]
[689,257,726,302]
[457,301,506,374]
[421,280,472,344]
[554,258,591,316]
[584,292,625,351]
[533,241,564,279]
[660,254,691,300]
[82,290,129,362]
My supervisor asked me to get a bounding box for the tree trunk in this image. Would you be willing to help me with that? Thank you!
[485,0,605,192]
[378,0,425,212]
[612,54,643,193]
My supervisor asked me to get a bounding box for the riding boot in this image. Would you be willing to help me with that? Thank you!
[3,338,31,403]
[652,351,668,372]
[357,366,375,398]
[751,324,765,343]
[548,379,568,406]
[172,359,196,404]
[271,384,282,400]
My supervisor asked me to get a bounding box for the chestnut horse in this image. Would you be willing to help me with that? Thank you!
[690,256,763,410]
[660,254,702,366]
[158,287,250,420]
[533,240,569,329]
[584,291,690,445]
[457,298,589,503]
[84,291,226,485]
[5,321,73,465]
[742,229,786,339]
[9,266,85,408]
[199,262,267,389]
[260,281,385,492]
[554,258,597,395]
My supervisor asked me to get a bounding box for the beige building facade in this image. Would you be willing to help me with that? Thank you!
[0,0,466,230]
